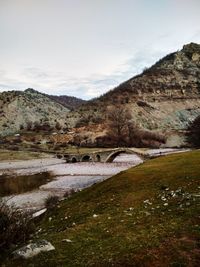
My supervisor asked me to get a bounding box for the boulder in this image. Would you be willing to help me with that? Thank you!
[13,240,55,259]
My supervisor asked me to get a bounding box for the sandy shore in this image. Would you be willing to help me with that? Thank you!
[0,158,65,175]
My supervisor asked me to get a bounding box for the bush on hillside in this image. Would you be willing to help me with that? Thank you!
[0,199,35,251]
[45,195,59,210]
[186,115,200,147]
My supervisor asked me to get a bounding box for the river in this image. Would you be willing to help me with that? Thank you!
[0,149,186,211]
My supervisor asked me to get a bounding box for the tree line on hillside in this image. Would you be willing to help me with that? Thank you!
[72,105,167,148]
[17,106,200,148]
[74,106,200,148]
[20,120,68,133]
[102,106,166,148]
[187,115,200,147]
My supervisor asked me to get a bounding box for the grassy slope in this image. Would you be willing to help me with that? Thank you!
[4,151,200,267]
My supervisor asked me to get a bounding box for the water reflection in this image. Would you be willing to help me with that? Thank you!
[0,153,142,199]
[0,172,53,197]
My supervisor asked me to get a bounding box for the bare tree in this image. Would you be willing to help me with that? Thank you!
[107,105,132,147]
[127,120,142,147]
[55,121,62,131]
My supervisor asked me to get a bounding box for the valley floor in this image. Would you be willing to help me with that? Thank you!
[1,150,200,266]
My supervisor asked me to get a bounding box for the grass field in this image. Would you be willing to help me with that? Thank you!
[0,149,52,161]
[0,148,116,160]
[2,150,200,266]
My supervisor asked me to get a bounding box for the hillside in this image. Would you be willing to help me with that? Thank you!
[0,89,70,136]
[48,95,86,110]
[3,150,200,266]
[66,43,200,142]
[1,43,200,145]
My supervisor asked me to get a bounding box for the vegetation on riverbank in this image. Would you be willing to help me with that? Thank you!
[0,147,116,161]
[2,150,200,266]
[0,149,52,161]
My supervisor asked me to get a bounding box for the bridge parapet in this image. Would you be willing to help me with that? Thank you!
[57,148,150,163]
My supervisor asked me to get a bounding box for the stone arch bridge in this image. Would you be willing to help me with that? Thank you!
[56,148,150,163]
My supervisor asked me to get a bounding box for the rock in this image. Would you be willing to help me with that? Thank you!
[13,240,55,259]
[192,194,200,197]
[93,214,98,218]
[62,239,73,243]
[143,199,152,205]
[32,208,47,218]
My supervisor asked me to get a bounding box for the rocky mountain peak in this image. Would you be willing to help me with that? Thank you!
[150,43,200,72]
[182,42,200,55]
[24,88,41,94]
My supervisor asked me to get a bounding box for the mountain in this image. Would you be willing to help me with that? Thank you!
[48,95,86,110]
[66,43,200,141]
[0,88,71,136]
[1,43,200,146]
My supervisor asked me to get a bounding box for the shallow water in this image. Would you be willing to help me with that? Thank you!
[0,172,53,197]
[1,153,143,210]
[1,149,184,210]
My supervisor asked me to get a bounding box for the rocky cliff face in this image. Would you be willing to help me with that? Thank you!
[66,43,200,134]
[0,89,70,136]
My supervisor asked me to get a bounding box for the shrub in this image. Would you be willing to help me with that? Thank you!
[19,124,24,130]
[55,121,62,131]
[0,199,34,251]
[45,195,59,209]
[63,188,76,198]
[186,115,200,147]
[75,117,90,128]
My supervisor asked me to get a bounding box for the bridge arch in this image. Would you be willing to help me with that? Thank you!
[105,149,144,163]
[81,155,91,162]
[96,154,101,162]
[71,157,77,163]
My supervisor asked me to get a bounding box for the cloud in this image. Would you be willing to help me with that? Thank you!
[0,46,175,99]
[0,40,198,100]
[0,0,200,99]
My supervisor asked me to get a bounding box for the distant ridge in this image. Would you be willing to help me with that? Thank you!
[1,43,200,140]
[0,88,85,136]
[66,42,200,133]
[48,94,86,110]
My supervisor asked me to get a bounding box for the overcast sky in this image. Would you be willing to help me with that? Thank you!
[0,0,200,99]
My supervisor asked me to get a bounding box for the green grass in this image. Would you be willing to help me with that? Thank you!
[2,151,200,266]
[0,149,52,161]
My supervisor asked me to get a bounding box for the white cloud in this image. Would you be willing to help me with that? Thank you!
[0,0,200,99]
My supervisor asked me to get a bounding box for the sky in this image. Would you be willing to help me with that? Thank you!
[0,0,200,100]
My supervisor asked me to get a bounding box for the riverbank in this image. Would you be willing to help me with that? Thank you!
[1,154,143,211]
[0,149,187,211]
[0,149,53,162]
[2,150,200,267]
